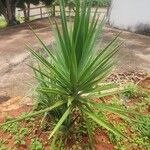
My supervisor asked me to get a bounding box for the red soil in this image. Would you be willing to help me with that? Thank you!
[0,78,149,149]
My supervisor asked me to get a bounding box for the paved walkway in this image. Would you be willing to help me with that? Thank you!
[0,18,150,99]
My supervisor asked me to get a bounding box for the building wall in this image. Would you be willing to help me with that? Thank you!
[108,0,150,33]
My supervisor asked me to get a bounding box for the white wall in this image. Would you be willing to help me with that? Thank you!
[108,0,150,32]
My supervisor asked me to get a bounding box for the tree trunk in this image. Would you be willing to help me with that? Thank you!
[52,5,55,17]
[1,0,20,26]
[26,3,30,21]
[6,0,15,25]
[23,9,27,21]
[24,3,30,22]
[0,1,7,19]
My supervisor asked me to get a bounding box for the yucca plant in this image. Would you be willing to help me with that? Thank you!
[0,0,142,149]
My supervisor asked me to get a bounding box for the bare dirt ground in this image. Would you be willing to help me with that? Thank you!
[0,18,150,100]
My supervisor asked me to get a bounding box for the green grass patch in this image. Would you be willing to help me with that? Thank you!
[0,17,7,29]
